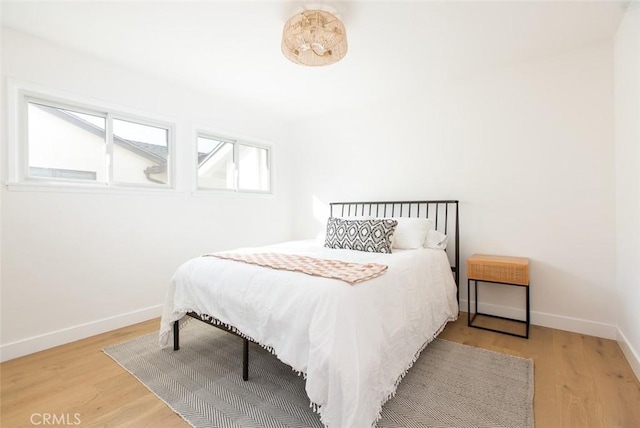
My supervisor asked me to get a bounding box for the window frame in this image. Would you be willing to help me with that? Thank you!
[7,80,176,193]
[195,129,273,195]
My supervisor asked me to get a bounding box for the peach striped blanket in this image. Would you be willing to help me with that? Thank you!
[205,252,388,285]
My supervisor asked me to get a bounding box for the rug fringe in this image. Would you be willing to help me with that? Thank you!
[370,313,458,427]
[176,309,279,356]
[172,309,458,428]
[174,311,313,381]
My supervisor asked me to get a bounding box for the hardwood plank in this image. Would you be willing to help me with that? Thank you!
[521,325,559,427]
[441,315,640,427]
[582,335,640,427]
[2,315,639,427]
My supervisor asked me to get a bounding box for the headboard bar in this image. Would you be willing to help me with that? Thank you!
[329,200,460,297]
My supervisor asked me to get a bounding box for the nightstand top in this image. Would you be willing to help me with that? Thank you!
[468,254,529,266]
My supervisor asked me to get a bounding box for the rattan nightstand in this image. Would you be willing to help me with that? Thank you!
[467,254,530,338]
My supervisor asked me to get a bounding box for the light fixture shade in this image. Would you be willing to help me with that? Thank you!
[281,9,348,66]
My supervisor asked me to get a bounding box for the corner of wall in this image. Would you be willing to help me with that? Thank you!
[614,0,640,385]
[618,328,640,382]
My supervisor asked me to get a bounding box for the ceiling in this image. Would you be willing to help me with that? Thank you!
[1,1,628,119]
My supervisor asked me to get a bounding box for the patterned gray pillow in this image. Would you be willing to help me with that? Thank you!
[324,217,398,253]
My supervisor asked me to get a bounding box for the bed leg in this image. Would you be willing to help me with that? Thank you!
[242,338,249,381]
[173,320,180,351]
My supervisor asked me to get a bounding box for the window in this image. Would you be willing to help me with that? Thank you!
[27,102,107,183]
[238,144,270,192]
[10,83,174,190]
[29,167,97,180]
[197,133,271,193]
[112,118,169,186]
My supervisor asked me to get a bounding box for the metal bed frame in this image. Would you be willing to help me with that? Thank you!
[173,199,460,381]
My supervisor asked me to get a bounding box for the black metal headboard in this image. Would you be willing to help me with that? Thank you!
[329,200,460,299]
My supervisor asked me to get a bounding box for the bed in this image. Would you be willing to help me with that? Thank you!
[159,200,460,428]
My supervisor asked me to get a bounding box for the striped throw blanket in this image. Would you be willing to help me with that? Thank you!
[205,252,388,285]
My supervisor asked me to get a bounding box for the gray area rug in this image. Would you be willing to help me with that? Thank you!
[104,321,534,428]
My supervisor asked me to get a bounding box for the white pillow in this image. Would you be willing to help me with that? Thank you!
[389,217,434,249]
[425,229,448,250]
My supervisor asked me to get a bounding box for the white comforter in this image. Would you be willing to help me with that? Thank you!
[159,240,458,428]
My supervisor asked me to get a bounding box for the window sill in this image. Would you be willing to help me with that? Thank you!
[191,189,274,199]
[5,181,181,196]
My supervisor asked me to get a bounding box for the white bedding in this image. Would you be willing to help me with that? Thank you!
[159,239,458,428]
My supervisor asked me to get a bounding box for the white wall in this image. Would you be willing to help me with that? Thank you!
[614,4,640,380]
[290,40,617,338]
[0,28,294,361]
[1,17,633,370]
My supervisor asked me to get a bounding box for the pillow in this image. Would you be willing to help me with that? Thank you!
[389,217,435,249]
[324,217,398,253]
[317,215,372,242]
[425,229,448,250]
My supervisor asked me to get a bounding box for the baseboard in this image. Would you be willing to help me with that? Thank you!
[617,328,640,382]
[0,304,163,362]
[460,299,618,340]
[1,301,627,364]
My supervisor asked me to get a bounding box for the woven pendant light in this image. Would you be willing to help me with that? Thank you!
[281,9,348,66]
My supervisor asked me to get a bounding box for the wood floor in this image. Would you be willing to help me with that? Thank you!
[2,315,639,427]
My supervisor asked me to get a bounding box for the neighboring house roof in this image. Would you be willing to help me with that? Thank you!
[33,103,167,164]
[197,152,210,164]
[197,140,229,168]
[125,139,168,162]
[35,103,216,173]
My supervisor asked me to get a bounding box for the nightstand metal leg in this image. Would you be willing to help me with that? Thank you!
[474,280,478,317]
[526,284,530,339]
[467,279,474,326]
[467,279,480,327]
[467,278,530,339]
